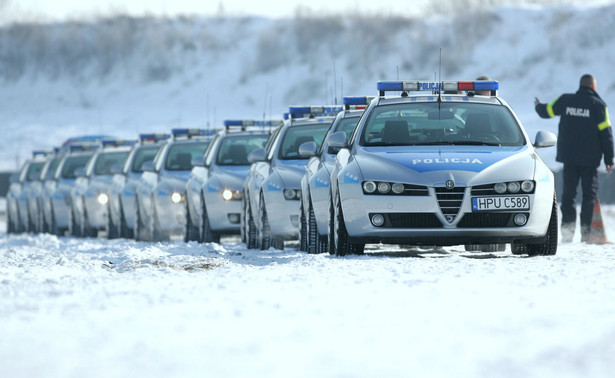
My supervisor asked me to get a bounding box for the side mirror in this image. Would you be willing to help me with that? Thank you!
[247,148,267,163]
[142,161,156,172]
[299,141,318,158]
[74,167,86,178]
[191,155,206,167]
[327,131,348,149]
[110,164,123,175]
[533,131,557,148]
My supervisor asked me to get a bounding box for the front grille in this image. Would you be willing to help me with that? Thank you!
[375,213,443,228]
[435,187,465,222]
[457,212,529,228]
[403,184,429,196]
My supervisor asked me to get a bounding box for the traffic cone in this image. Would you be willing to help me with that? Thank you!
[587,198,611,244]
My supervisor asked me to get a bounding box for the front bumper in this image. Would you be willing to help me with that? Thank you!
[264,191,300,239]
[204,192,242,234]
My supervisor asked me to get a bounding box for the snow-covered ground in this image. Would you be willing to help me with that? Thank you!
[1,206,615,378]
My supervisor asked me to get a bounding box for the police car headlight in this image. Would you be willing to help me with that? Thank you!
[363,181,377,194]
[494,183,507,194]
[521,180,535,193]
[377,182,391,194]
[97,193,109,205]
[507,182,521,193]
[283,189,301,200]
[391,183,405,194]
[170,192,183,204]
[222,189,233,201]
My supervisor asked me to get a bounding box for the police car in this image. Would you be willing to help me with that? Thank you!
[185,120,274,243]
[134,128,213,241]
[6,151,50,233]
[49,144,100,236]
[70,139,134,237]
[327,80,558,256]
[298,97,373,253]
[107,133,169,239]
[37,148,64,234]
[242,106,340,250]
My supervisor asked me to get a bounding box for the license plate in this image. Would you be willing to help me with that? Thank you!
[472,196,530,211]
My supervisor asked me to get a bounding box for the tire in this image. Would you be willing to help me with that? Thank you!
[333,191,364,256]
[244,199,257,249]
[258,194,272,250]
[201,198,220,243]
[7,206,15,233]
[119,204,132,239]
[512,195,558,257]
[184,202,199,242]
[107,205,118,239]
[328,195,336,255]
[49,205,60,236]
[150,198,163,242]
[298,200,308,251]
[134,200,145,241]
[69,204,82,237]
[83,205,97,238]
[307,199,320,254]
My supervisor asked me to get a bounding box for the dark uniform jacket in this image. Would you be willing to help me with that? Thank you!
[535,86,614,167]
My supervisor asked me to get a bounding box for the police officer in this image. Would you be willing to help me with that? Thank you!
[535,74,614,242]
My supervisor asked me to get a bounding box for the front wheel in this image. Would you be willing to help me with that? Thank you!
[201,199,220,243]
[184,202,199,242]
[244,199,257,249]
[333,191,364,256]
[298,200,308,251]
[512,195,558,257]
[258,195,272,250]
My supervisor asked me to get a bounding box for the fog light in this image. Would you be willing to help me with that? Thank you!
[284,189,297,200]
[97,193,109,205]
[290,215,299,227]
[513,213,528,226]
[371,214,385,227]
[228,213,240,224]
[222,189,233,201]
[170,192,183,204]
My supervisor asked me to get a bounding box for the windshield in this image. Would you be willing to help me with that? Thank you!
[44,158,61,180]
[326,116,361,154]
[131,145,160,173]
[360,103,525,147]
[165,141,209,171]
[94,151,129,175]
[26,162,45,181]
[278,123,331,159]
[61,154,93,179]
[216,134,269,166]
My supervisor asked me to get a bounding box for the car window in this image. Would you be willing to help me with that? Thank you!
[93,151,129,176]
[326,116,361,154]
[278,123,331,160]
[61,154,93,179]
[43,158,62,180]
[131,145,160,173]
[26,162,45,181]
[165,141,210,171]
[360,103,525,146]
[216,134,269,166]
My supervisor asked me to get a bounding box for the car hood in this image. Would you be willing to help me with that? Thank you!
[207,166,250,192]
[354,145,536,187]
[274,159,308,188]
[161,170,191,182]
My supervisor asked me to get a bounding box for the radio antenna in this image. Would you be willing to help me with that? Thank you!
[439,47,442,83]
[333,61,337,105]
[396,66,399,80]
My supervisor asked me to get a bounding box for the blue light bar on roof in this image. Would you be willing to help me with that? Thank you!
[377,80,499,96]
[139,133,170,143]
[172,128,215,139]
[288,105,343,118]
[343,96,374,106]
[101,139,137,147]
[32,150,52,157]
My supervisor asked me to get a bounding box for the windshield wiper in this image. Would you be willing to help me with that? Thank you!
[411,140,501,146]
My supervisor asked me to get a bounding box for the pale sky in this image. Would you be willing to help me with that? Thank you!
[1,0,432,21]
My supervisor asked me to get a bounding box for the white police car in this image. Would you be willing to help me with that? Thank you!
[185,120,274,243]
[49,144,99,236]
[6,151,49,233]
[242,106,340,250]
[70,139,134,237]
[298,97,372,253]
[37,149,64,234]
[107,133,169,239]
[134,128,213,241]
[327,80,558,256]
